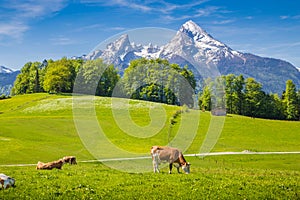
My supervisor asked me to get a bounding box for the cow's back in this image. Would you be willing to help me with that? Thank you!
[151,146,181,164]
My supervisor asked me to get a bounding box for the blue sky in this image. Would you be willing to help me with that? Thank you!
[0,0,300,70]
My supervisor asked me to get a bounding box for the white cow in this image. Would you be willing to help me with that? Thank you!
[151,146,190,174]
[0,174,15,189]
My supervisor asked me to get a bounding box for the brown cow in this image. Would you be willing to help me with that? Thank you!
[0,174,15,189]
[36,159,64,170]
[62,156,77,165]
[151,146,190,174]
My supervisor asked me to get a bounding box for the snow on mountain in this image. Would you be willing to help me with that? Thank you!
[101,34,132,62]
[0,66,20,95]
[0,66,14,73]
[84,34,163,72]
[159,20,245,78]
[133,43,161,59]
[179,20,243,62]
[85,20,300,94]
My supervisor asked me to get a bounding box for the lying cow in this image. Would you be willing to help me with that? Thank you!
[36,159,64,170]
[62,156,77,165]
[0,174,15,189]
[151,146,190,174]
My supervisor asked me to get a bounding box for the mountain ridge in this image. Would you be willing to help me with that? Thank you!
[0,66,15,74]
[84,20,300,94]
[0,66,20,95]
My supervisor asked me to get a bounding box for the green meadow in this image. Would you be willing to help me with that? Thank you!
[0,93,299,199]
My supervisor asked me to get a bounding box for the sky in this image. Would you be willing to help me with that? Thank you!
[0,0,300,70]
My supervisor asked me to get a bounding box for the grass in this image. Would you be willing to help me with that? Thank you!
[215,114,300,152]
[0,93,299,199]
[0,158,299,199]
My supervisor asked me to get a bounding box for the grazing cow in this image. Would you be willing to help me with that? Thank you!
[151,146,190,174]
[36,159,64,170]
[62,156,77,165]
[0,174,15,189]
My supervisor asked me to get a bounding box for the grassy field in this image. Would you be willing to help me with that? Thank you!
[0,93,299,199]
[0,159,299,199]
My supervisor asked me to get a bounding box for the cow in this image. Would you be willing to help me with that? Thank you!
[62,156,77,165]
[36,159,64,170]
[151,146,191,174]
[0,174,15,190]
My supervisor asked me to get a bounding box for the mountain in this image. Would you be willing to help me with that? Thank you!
[160,20,300,93]
[0,66,15,73]
[0,66,20,95]
[85,34,162,72]
[84,20,300,94]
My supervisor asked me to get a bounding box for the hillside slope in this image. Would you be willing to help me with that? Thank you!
[0,94,299,165]
[0,66,19,95]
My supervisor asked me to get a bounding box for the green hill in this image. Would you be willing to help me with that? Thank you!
[0,93,299,164]
[0,93,299,199]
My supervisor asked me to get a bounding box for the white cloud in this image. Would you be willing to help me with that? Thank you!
[195,6,231,18]
[81,0,211,17]
[212,19,235,25]
[80,0,152,12]
[109,27,127,31]
[0,22,29,38]
[50,36,74,46]
[161,15,192,22]
[3,0,67,19]
[75,24,127,33]
[157,0,209,14]
[158,5,232,23]
[280,16,289,20]
[0,0,67,40]
[75,24,104,32]
[263,42,300,49]
[280,15,300,20]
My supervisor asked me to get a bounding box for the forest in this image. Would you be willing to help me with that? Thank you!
[11,57,300,121]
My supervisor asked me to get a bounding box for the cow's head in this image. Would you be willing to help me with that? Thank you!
[182,162,191,174]
[8,177,15,188]
[0,177,15,189]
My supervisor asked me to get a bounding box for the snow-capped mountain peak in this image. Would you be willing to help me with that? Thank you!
[0,66,14,73]
[179,20,229,50]
[107,34,131,52]
[92,34,134,64]
[83,20,300,93]
[180,20,209,39]
[160,20,242,70]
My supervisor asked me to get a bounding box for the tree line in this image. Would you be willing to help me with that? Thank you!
[199,74,300,120]
[12,57,300,120]
[12,58,120,97]
[11,58,196,107]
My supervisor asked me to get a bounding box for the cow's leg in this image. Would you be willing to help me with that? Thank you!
[0,179,4,190]
[169,163,173,174]
[152,159,159,173]
[156,164,160,173]
[152,153,160,173]
[176,165,180,173]
[153,161,156,173]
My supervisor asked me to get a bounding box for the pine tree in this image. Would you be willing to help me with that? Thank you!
[234,75,245,115]
[283,80,299,120]
[199,85,212,111]
[244,78,263,118]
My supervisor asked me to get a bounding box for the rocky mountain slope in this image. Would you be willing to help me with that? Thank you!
[0,66,19,95]
[85,20,300,94]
